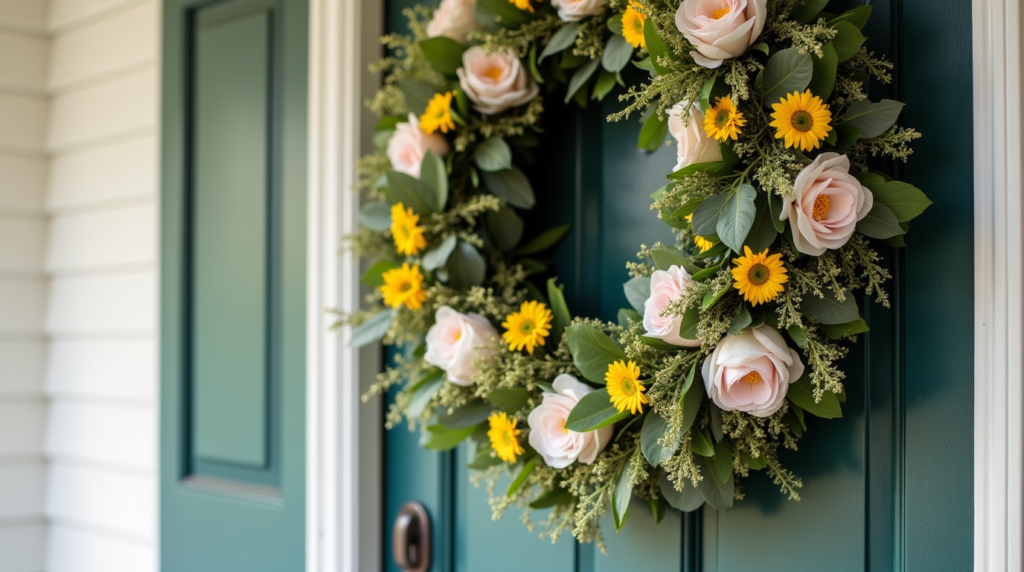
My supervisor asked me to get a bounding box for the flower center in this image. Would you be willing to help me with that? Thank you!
[453,330,462,342]
[519,320,535,334]
[711,7,731,19]
[715,109,731,129]
[812,195,831,221]
[621,379,636,396]
[481,66,503,82]
[502,431,512,445]
[747,263,770,286]
[400,281,413,292]
[791,110,814,133]
[740,371,763,385]
[562,421,570,435]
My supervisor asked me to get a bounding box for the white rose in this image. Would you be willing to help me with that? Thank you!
[550,0,608,22]
[528,374,613,468]
[643,265,702,348]
[457,47,540,115]
[675,0,768,69]
[668,101,723,172]
[781,153,874,256]
[385,113,451,179]
[702,324,805,417]
[426,0,481,43]
[424,306,499,386]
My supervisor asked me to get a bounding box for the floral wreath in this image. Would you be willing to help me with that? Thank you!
[340,0,930,550]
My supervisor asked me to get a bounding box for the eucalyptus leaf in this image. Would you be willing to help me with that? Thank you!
[565,325,627,384]
[486,387,532,413]
[642,411,682,466]
[514,224,570,255]
[829,5,872,29]
[702,284,732,310]
[481,167,536,209]
[766,191,786,233]
[623,276,651,314]
[436,400,492,429]
[727,305,752,335]
[808,42,838,100]
[395,79,436,115]
[833,123,862,153]
[612,462,634,531]
[592,69,617,101]
[529,487,574,509]
[716,184,757,253]
[691,193,730,237]
[789,0,830,24]
[691,259,724,282]
[386,170,436,215]
[787,325,809,347]
[640,336,683,352]
[856,202,905,239]
[679,307,701,341]
[692,427,714,457]
[831,21,867,63]
[659,470,704,512]
[547,278,572,345]
[637,110,670,152]
[679,364,704,436]
[820,318,870,340]
[446,241,486,289]
[474,137,513,172]
[643,18,672,75]
[349,309,394,348]
[422,234,458,271]
[650,248,691,271]
[744,190,779,252]
[648,495,666,524]
[709,403,723,441]
[800,288,860,324]
[762,48,813,106]
[474,0,531,30]
[864,180,933,222]
[565,388,630,432]
[618,308,642,328]
[408,372,444,418]
[418,36,467,75]
[602,33,634,72]
[787,374,843,419]
[540,23,580,62]
[565,57,600,103]
[506,456,539,496]
[842,98,905,138]
[421,423,477,451]
[360,260,399,287]
[696,455,734,510]
[467,448,503,470]
[741,450,767,470]
[359,201,392,231]
[708,437,733,484]
[486,205,524,252]
[668,160,726,179]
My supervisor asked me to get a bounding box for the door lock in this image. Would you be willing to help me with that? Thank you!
[392,501,431,572]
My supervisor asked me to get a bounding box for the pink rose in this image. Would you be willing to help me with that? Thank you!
[702,325,805,417]
[668,101,723,171]
[550,0,608,22]
[528,374,613,468]
[457,47,539,115]
[781,153,874,256]
[426,0,481,43]
[386,113,450,178]
[643,265,703,348]
[424,306,499,386]
[675,0,768,69]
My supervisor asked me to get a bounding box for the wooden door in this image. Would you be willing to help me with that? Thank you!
[383,0,973,570]
[159,0,308,570]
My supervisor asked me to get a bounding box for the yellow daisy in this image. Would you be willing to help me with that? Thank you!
[502,300,553,354]
[769,90,833,152]
[509,0,536,12]
[731,246,788,306]
[419,92,456,135]
[380,263,427,310]
[390,202,426,256]
[704,96,746,142]
[488,412,524,463]
[685,213,716,253]
[622,1,647,49]
[606,360,648,414]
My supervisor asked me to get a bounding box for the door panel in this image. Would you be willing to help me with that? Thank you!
[160,0,308,569]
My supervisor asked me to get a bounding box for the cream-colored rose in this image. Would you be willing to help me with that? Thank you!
[528,374,613,468]
[457,47,540,115]
[675,0,768,69]
[781,153,874,256]
[643,265,702,348]
[668,101,723,171]
[426,0,481,43]
[702,324,804,417]
[386,113,450,178]
[550,0,608,22]
[424,306,499,386]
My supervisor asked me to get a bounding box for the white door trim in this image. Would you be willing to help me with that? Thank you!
[973,0,1023,570]
[306,0,384,571]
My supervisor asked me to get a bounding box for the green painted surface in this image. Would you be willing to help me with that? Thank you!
[160,0,308,569]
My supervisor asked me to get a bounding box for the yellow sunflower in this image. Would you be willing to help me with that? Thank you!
[685,213,716,253]
[380,263,427,310]
[420,92,455,135]
[501,300,553,354]
[769,89,833,152]
[390,202,426,256]
[508,0,537,12]
[606,360,648,415]
[703,96,746,142]
[488,412,524,463]
[622,1,647,49]
[731,246,788,306]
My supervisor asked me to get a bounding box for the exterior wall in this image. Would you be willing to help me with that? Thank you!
[0,2,51,570]
[42,1,160,571]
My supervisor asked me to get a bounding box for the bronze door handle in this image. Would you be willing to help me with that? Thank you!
[392,501,431,572]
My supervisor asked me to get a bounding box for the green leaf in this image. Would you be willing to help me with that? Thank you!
[829,5,872,29]
[659,470,704,512]
[708,437,733,483]
[716,184,757,253]
[507,456,538,496]
[624,276,650,314]
[358,201,392,231]
[648,495,666,524]
[514,224,570,256]
[789,0,830,24]
[486,387,532,413]
[640,336,682,352]
[612,462,634,531]
[679,307,701,341]
[467,448,503,470]
[481,167,536,209]
[761,48,813,107]
[436,400,492,429]
[808,42,838,100]
[633,56,655,72]
[800,288,860,324]
[696,241,728,260]
[618,308,642,328]
[698,74,729,113]
[418,36,467,75]
[749,42,769,55]
[691,259,724,282]
[486,205,524,252]
[349,309,394,348]
[741,450,767,470]
[831,21,867,63]
[565,388,631,432]
[547,278,572,345]
[643,18,672,75]
[865,180,933,222]
[744,190,779,252]
[474,0,532,30]
[540,23,580,62]
[565,324,627,384]
[692,426,714,457]
[527,44,544,84]
[446,241,486,288]
[422,234,457,271]
[407,371,444,418]
[833,123,861,153]
[529,487,574,509]
[841,98,905,138]
[691,192,730,237]
[709,403,723,441]
[702,283,732,310]
[360,260,399,288]
[650,248,690,271]
[787,374,843,419]
[422,423,477,451]
[856,202,905,239]
[727,305,752,335]
[767,189,786,233]
[696,455,734,510]
[787,325,809,347]
[474,138,513,172]
[637,110,669,152]
[592,69,617,101]
[602,33,634,72]
[820,318,870,340]
[395,79,436,115]
[678,364,704,436]
[565,57,600,103]
[386,171,436,215]
[668,160,726,179]
[642,411,681,466]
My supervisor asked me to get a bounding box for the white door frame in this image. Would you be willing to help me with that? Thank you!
[304,0,1024,569]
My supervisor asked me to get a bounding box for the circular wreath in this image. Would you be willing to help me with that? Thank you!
[340,0,930,550]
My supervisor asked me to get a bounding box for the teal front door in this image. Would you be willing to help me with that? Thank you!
[159,0,308,570]
[383,0,973,570]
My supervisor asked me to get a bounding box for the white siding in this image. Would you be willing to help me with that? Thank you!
[0,3,48,569]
